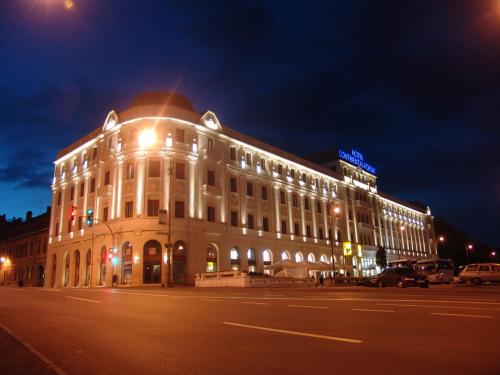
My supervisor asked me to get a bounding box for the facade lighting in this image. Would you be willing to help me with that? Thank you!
[138,129,156,148]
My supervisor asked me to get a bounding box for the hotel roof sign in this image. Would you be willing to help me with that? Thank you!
[339,149,376,175]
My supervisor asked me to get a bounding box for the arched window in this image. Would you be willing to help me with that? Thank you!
[51,254,57,288]
[247,248,256,273]
[63,252,70,287]
[122,242,133,285]
[307,253,316,262]
[73,250,80,287]
[230,247,240,271]
[143,240,161,284]
[84,249,91,286]
[295,252,304,263]
[207,244,218,272]
[281,250,291,261]
[262,249,272,275]
[320,254,328,263]
[100,247,107,286]
[173,241,187,284]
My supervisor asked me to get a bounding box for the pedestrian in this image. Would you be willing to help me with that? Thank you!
[112,274,118,288]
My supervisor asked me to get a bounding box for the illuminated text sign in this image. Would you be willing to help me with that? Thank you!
[338,149,376,174]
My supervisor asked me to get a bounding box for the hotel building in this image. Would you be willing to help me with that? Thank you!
[45,93,436,287]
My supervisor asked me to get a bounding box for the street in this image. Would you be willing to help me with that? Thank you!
[1,285,499,375]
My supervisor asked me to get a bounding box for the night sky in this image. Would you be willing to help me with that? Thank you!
[0,1,499,246]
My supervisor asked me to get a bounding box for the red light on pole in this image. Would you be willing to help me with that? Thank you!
[70,205,77,221]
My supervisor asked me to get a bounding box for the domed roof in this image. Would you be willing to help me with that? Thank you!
[129,92,196,112]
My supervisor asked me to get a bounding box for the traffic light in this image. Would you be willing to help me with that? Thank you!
[70,205,77,221]
[86,208,93,226]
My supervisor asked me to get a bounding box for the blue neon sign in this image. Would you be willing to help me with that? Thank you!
[338,149,376,174]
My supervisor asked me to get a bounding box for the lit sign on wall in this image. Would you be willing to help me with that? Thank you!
[339,149,376,175]
[342,242,352,256]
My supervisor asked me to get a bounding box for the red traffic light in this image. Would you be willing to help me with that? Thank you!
[70,205,77,220]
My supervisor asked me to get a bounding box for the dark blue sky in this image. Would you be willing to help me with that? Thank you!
[0,0,499,246]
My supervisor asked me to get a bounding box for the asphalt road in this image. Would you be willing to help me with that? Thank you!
[1,285,499,375]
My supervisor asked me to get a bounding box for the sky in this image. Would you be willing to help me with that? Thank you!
[0,0,499,246]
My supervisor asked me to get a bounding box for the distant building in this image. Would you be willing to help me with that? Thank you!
[0,209,50,286]
[46,92,436,288]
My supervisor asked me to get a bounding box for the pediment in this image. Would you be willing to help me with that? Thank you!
[200,111,222,131]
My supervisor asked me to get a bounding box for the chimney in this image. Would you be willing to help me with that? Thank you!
[26,211,33,222]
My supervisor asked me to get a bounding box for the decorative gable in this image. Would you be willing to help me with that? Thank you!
[200,111,222,131]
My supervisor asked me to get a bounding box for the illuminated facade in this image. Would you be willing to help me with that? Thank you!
[45,93,436,287]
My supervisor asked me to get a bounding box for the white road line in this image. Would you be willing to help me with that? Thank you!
[0,322,67,375]
[242,302,268,305]
[378,303,500,311]
[352,308,394,313]
[430,313,493,319]
[111,291,170,297]
[66,296,102,304]
[201,299,223,302]
[288,305,328,309]
[39,289,63,292]
[222,322,362,344]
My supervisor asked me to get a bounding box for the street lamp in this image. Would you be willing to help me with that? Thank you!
[465,244,473,264]
[491,251,497,263]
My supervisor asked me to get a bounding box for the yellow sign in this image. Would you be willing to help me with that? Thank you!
[343,242,352,256]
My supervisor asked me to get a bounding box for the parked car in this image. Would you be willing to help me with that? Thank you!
[375,267,429,288]
[459,263,500,285]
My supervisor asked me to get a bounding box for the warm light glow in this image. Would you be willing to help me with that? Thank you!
[133,255,140,265]
[0,257,5,263]
[138,129,156,148]
[438,235,445,242]
[467,244,473,250]
[64,0,74,10]
[192,139,198,153]
[334,207,341,214]
[166,133,173,147]
[400,226,405,231]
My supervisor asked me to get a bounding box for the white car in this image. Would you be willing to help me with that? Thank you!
[459,263,500,285]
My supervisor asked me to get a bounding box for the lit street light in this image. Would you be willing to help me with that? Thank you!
[465,244,473,264]
[491,251,497,263]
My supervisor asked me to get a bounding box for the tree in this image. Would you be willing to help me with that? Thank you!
[376,246,387,268]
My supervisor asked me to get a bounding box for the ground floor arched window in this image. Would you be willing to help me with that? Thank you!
[281,250,291,261]
[295,252,304,263]
[263,249,272,275]
[143,240,161,284]
[307,253,316,262]
[206,244,218,272]
[63,252,70,287]
[173,241,186,284]
[74,250,80,287]
[122,242,133,285]
[230,247,240,271]
[84,249,91,286]
[247,248,256,273]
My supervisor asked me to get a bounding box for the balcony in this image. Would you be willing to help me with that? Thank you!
[358,222,374,230]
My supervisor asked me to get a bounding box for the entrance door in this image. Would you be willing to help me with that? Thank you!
[37,265,45,287]
[143,240,161,284]
[173,241,186,284]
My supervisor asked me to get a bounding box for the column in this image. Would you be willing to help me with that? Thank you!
[188,159,196,218]
[311,196,318,239]
[136,157,146,216]
[273,185,280,234]
[114,160,124,219]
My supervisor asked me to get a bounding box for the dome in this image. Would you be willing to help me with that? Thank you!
[129,92,196,113]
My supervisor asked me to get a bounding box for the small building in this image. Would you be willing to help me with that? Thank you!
[0,209,50,286]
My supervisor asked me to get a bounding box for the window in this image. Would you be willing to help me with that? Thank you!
[292,194,298,208]
[247,214,255,229]
[304,197,310,210]
[230,211,238,227]
[90,178,95,193]
[147,199,160,217]
[207,206,215,222]
[478,265,490,271]
[70,186,75,200]
[207,170,215,186]
[67,219,72,233]
[246,153,252,166]
[78,216,82,230]
[92,147,98,160]
[175,128,185,143]
[103,207,109,222]
[277,164,283,175]
[246,182,253,196]
[55,222,59,235]
[176,162,185,179]
[104,171,110,185]
[229,147,236,161]
[261,185,268,200]
[319,227,324,240]
[80,183,85,197]
[230,177,237,192]
[126,163,135,179]
[294,223,300,236]
[262,217,269,232]
[280,190,286,205]
[125,201,133,218]
[290,169,295,179]
[281,220,287,234]
[175,201,185,218]
[149,160,160,177]
[317,201,322,213]
[207,138,214,151]
[260,158,266,171]
[57,192,61,205]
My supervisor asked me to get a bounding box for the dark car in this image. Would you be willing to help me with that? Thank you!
[376,267,429,288]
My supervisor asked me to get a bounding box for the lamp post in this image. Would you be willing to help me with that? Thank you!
[436,235,445,258]
[465,244,473,264]
[329,205,341,283]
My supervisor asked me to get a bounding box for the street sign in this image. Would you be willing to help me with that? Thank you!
[159,209,168,225]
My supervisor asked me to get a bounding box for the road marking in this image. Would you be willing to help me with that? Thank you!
[430,313,493,319]
[111,291,170,297]
[201,299,223,302]
[40,289,63,292]
[352,308,394,313]
[0,322,67,375]
[222,322,362,344]
[288,304,328,309]
[378,303,500,311]
[242,301,268,305]
[66,296,102,304]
